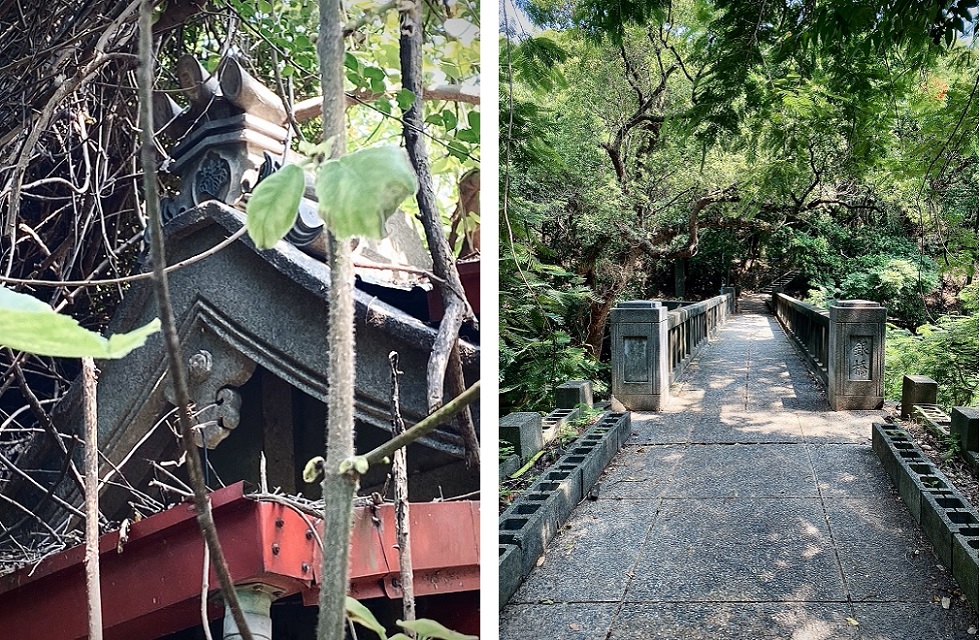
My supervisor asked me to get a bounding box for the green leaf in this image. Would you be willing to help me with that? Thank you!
[346,597,388,640]
[315,146,418,239]
[456,128,478,143]
[363,66,386,81]
[246,164,305,249]
[446,141,469,161]
[0,287,160,359]
[396,88,416,112]
[441,109,458,129]
[397,618,478,640]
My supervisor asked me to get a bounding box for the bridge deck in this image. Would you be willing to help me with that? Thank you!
[500,295,974,639]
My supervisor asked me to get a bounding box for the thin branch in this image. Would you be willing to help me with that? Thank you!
[399,0,474,435]
[82,357,103,640]
[389,352,415,631]
[363,380,480,466]
[0,227,246,287]
[136,3,253,639]
[316,0,358,636]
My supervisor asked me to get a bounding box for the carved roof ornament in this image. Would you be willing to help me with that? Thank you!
[156,55,326,253]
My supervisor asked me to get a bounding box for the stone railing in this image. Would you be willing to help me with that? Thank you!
[771,293,830,385]
[609,292,733,411]
[772,293,885,410]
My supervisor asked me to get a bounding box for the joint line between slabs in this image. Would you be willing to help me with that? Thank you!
[603,496,666,640]
[802,441,855,617]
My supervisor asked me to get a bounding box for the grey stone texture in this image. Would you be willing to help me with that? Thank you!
[555,380,594,409]
[872,421,979,610]
[500,295,975,639]
[901,375,939,419]
[30,202,477,523]
[951,406,979,453]
[827,300,886,410]
[500,412,544,463]
[610,300,670,411]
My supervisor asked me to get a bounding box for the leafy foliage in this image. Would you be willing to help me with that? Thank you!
[502,0,977,409]
[315,147,419,238]
[0,287,160,359]
[246,164,305,249]
[885,284,979,408]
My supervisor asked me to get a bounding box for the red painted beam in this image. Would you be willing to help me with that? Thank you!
[0,483,479,640]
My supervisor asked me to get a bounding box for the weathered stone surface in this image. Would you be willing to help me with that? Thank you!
[500,603,615,640]
[37,202,478,521]
[901,375,938,419]
[555,380,594,409]
[827,300,885,410]
[951,406,979,453]
[498,454,521,480]
[920,490,972,566]
[951,532,979,611]
[825,497,959,602]
[610,301,668,411]
[610,603,857,640]
[541,407,579,444]
[510,499,660,603]
[500,412,544,462]
[848,603,976,639]
[498,544,523,611]
[630,498,846,602]
[808,443,893,497]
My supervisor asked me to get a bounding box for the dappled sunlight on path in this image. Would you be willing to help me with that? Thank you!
[500,295,974,640]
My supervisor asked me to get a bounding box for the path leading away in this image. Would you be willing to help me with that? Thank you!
[500,296,975,639]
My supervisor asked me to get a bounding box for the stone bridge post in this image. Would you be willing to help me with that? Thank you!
[720,286,736,313]
[827,300,886,410]
[610,301,669,411]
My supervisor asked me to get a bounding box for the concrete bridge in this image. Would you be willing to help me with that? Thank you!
[500,295,975,639]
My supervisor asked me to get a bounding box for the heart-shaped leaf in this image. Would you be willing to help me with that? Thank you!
[315,146,418,239]
[0,287,160,359]
[397,618,479,640]
[246,163,305,249]
[346,597,388,640]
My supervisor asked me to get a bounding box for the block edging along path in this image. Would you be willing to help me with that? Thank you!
[498,411,631,609]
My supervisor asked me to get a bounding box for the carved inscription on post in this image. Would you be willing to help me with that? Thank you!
[849,336,872,381]
[623,336,649,383]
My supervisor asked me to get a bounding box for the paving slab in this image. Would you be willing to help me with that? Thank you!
[808,444,894,497]
[628,498,846,602]
[699,410,805,442]
[602,444,686,499]
[610,602,858,640]
[510,498,661,603]
[824,497,961,603]
[798,411,878,444]
[627,413,695,444]
[849,602,977,639]
[500,603,616,640]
